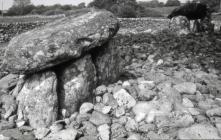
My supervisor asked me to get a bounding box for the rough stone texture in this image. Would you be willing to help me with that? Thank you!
[17,71,58,129]
[43,128,78,140]
[111,123,127,139]
[169,16,190,35]
[98,124,110,140]
[0,128,35,140]
[58,55,96,117]
[92,36,124,85]
[174,82,197,95]
[113,89,136,109]
[79,102,94,114]
[2,9,119,74]
[0,94,17,119]
[206,107,221,117]
[178,123,221,139]
[0,74,19,93]
[89,111,111,126]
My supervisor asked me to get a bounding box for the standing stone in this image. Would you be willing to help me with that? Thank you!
[58,55,96,117]
[2,9,119,74]
[92,36,124,85]
[17,72,57,129]
[169,16,190,35]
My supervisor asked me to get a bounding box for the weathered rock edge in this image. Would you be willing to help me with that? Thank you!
[1,9,119,74]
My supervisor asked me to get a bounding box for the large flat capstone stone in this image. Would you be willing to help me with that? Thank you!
[2,9,119,74]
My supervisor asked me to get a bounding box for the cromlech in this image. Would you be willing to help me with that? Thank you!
[0,0,221,140]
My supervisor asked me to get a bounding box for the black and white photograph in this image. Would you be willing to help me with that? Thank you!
[0,0,221,139]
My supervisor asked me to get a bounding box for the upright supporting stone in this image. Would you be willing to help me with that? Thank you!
[57,55,97,118]
[17,72,58,129]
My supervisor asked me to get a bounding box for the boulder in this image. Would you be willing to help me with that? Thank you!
[57,55,96,117]
[17,72,58,129]
[89,111,111,126]
[113,89,136,109]
[174,82,197,95]
[2,9,119,74]
[169,16,190,35]
[43,128,78,140]
[0,128,35,140]
[178,123,221,139]
[92,36,124,85]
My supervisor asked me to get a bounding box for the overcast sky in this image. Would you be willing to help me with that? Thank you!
[0,0,190,10]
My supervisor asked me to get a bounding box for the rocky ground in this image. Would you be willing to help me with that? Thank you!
[0,18,221,139]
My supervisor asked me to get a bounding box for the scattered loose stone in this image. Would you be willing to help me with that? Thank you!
[138,89,156,101]
[206,107,221,117]
[182,98,194,108]
[81,121,97,136]
[122,81,131,88]
[0,120,14,131]
[0,128,35,140]
[178,123,221,139]
[49,123,63,133]
[76,113,91,124]
[102,106,112,114]
[18,126,34,132]
[69,112,78,123]
[79,102,94,114]
[132,102,156,123]
[0,74,19,93]
[111,123,127,139]
[125,117,138,132]
[113,89,136,109]
[79,135,97,140]
[174,82,197,95]
[98,124,110,140]
[0,94,17,119]
[127,133,141,140]
[96,96,102,103]
[0,134,11,140]
[138,80,155,90]
[174,113,194,128]
[43,128,79,140]
[138,124,156,133]
[8,115,17,124]
[103,93,118,109]
[145,109,165,124]
[115,107,126,118]
[94,103,105,113]
[95,85,107,96]
[198,99,218,110]
[188,108,200,116]
[113,116,128,125]
[16,120,25,128]
[34,128,50,140]
[89,111,111,126]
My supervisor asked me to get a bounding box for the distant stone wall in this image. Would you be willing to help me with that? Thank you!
[1,17,221,43]
[0,15,65,43]
[0,22,48,43]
